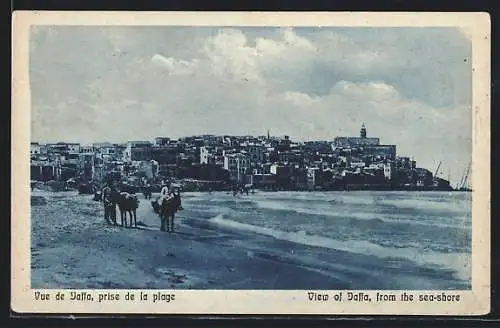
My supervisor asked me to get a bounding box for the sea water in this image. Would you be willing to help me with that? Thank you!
[180,190,472,289]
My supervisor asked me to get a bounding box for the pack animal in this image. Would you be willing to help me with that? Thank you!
[117,192,139,228]
[151,193,182,232]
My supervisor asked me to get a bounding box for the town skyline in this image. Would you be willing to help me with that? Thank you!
[30,125,382,145]
[31,125,470,188]
[30,26,472,185]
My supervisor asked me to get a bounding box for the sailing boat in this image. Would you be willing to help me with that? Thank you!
[456,162,472,192]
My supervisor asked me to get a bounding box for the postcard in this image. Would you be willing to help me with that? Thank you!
[11,11,490,315]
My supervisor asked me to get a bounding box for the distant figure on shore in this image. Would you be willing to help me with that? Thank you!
[93,190,102,202]
[233,184,243,196]
[143,184,152,200]
[233,184,249,196]
[243,185,249,196]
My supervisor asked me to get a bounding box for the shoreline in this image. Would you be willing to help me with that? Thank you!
[32,182,470,194]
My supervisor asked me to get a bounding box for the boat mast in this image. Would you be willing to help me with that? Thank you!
[457,166,467,189]
[461,162,471,189]
[434,161,442,179]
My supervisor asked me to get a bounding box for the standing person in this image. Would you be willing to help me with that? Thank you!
[109,183,120,224]
[167,186,183,232]
[145,183,152,199]
[172,187,183,210]
[157,182,171,206]
[101,183,113,224]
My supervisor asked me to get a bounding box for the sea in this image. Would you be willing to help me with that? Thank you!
[179,190,472,290]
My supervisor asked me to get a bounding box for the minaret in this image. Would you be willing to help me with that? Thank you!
[360,123,367,138]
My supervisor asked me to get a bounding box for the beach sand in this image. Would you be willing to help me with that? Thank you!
[30,190,462,290]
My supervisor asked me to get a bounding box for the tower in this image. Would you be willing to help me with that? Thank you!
[267,129,270,140]
[360,123,367,138]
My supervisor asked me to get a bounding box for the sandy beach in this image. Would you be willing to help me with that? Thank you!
[31,190,340,289]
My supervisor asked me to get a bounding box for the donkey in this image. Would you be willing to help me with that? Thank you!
[151,192,182,232]
[117,192,139,228]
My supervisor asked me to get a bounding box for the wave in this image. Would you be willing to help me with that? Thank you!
[210,191,472,214]
[188,192,470,228]
[250,199,468,230]
[379,197,471,214]
[189,191,471,222]
[209,214,470,282]
[248,190,468,205]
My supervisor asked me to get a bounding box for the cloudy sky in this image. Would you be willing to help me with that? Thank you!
[30,26,472,185]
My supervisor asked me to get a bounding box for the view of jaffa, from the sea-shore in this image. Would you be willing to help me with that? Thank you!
[28,26,473,290]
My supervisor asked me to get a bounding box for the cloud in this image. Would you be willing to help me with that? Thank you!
[201,29,264,84]
[151,54,198,76]
[282,91,320,107]
[331,81,399,101]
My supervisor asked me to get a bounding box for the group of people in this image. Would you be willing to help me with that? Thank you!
[100,180,183,228]
[157,182,178,205]
[232,184,253,196]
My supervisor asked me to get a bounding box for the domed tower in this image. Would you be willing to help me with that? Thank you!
[360,123,367,138]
